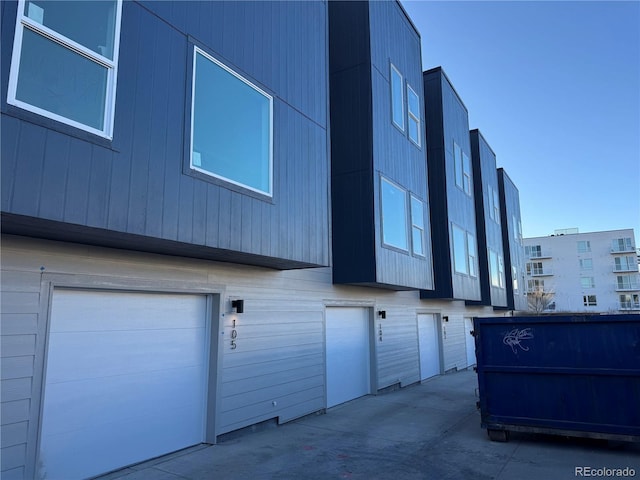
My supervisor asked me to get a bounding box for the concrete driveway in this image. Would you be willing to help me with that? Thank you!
[98,370,640,480]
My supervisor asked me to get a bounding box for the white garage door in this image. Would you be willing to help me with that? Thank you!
[417,314,440,380]
[325,307,371,408]
[40,288,209,480]
[465,317,476,367]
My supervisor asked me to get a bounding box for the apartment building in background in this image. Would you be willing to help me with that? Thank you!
[523,229,639,313]
[1,1,527,478]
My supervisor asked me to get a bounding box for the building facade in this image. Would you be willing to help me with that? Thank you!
[523,229,639,313]
[1,1,525,478]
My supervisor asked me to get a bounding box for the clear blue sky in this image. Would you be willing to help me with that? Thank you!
[401,0,640,241]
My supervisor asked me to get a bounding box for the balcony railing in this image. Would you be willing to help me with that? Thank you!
[613,265,639,273]
[619,301,640,311]
[615,282,640,291]
[529,268,553,277]
[527,250,552,259]
[611,245,636,254]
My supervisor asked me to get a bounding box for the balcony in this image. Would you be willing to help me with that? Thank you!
[613,265,639,273]
[619,301,640,311]
[526,249,552,260]
[615,281,640,292]
[610,239,635,254]
[528,268,553,277]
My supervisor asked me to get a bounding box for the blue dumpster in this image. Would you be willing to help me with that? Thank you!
[474,314,640,442]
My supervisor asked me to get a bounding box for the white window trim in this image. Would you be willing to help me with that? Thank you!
[462,152,472,195]
[7,0,122,139]
[406,84,421,147]
[190,46,274,197]
[390,63,404,132]
[467,231,477,277]
[410,195,425,257]
[380,176,409,252]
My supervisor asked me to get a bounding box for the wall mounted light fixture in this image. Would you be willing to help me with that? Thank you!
[377,310,386,319]
[231,299,244,314]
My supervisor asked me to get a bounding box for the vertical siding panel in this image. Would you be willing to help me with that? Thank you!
[145,23,173,238]
[217,188,232,250]
[240,195,253,253]
[177,176,194,244]
[62,140,92,225]
[127,17,156,234]
[86,146,113,228]
[205,185,220,247]
[161,32,186,242]
[1,117,20,212]
[11,123,45,216]
[37,130,70,221]
[192,180,207,245]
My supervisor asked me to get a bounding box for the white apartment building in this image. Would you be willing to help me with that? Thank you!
[523,228,639,313]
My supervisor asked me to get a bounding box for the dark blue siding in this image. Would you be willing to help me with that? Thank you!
[1,1,330,269]
[469,129,508,308]
[329,0,433,290]
[498,168,527,311]
[421,67,481,301]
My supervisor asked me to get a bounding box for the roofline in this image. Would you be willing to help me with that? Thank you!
[470,129,496,158]
[396,0,421,40]
[423,66,469,114]
[524,228,637,241]
[497,167,519,194]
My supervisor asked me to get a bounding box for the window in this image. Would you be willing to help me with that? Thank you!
[580,277,595,289]
[617,275,640,290]
[390,64,404,131]
[579,258,593,270]
[406,84,421,146]
[612,237,634,252]
[615,256,637,271]
[488,186,500,223]
[513,216,523,245]
[191,47,273,196]
[7,0,122,138]
[452,224,468,274]
[453,141,472,195]
[498,256,505,288]
[381,177,408,251]
[526,262,543,276]
[410,196,425,256]
[577,240,591,253]
[512,266,519,293]
[583,295,597,307]
[620,294,640,309]
[489,250,500,287]
[462,152,472,195]
[527,279,544,292]
[467,233,477,277]
[525,245,542,258]
[452,224,476,276]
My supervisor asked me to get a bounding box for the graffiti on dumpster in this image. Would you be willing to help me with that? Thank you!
[503,328,534,354]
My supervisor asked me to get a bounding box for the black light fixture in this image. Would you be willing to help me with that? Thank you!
[231,299,244,314]
[377,310,386,319]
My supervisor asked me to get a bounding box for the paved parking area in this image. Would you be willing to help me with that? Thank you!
[98,370,640,480]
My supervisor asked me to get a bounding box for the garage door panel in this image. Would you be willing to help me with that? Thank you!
[40,405,204,480]
[40,289,209,480]
[326,307,371,408]
[42,366,205,436]
[50,290,206,332]
[45,328,206,383]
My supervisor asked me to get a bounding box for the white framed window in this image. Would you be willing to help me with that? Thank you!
[467,232,477,277]
[583,295,597,307]
[406,84,421,147]
[612,237,633,252]
[452,224,468,275]
[579,258,593,270]
[453,142,463,190]
[512,266,519,293]
[615,256,637,271]
[617,275,640,290]
[410,196,425,257]
[190,46,273,196]
[390,63,404,131]
[462,152,472,195]
[489,250,500,287]
[492,188,500,222]
[498,255,505,288]
[526,262,544,275]
[525,245,542,258]
[577,240,591,253]
[453,141,471,195]
[527,279,544,292]
[580,277,595,289]
[7,0,122,139]
[381,177,408,251]
[452,224,476,276]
